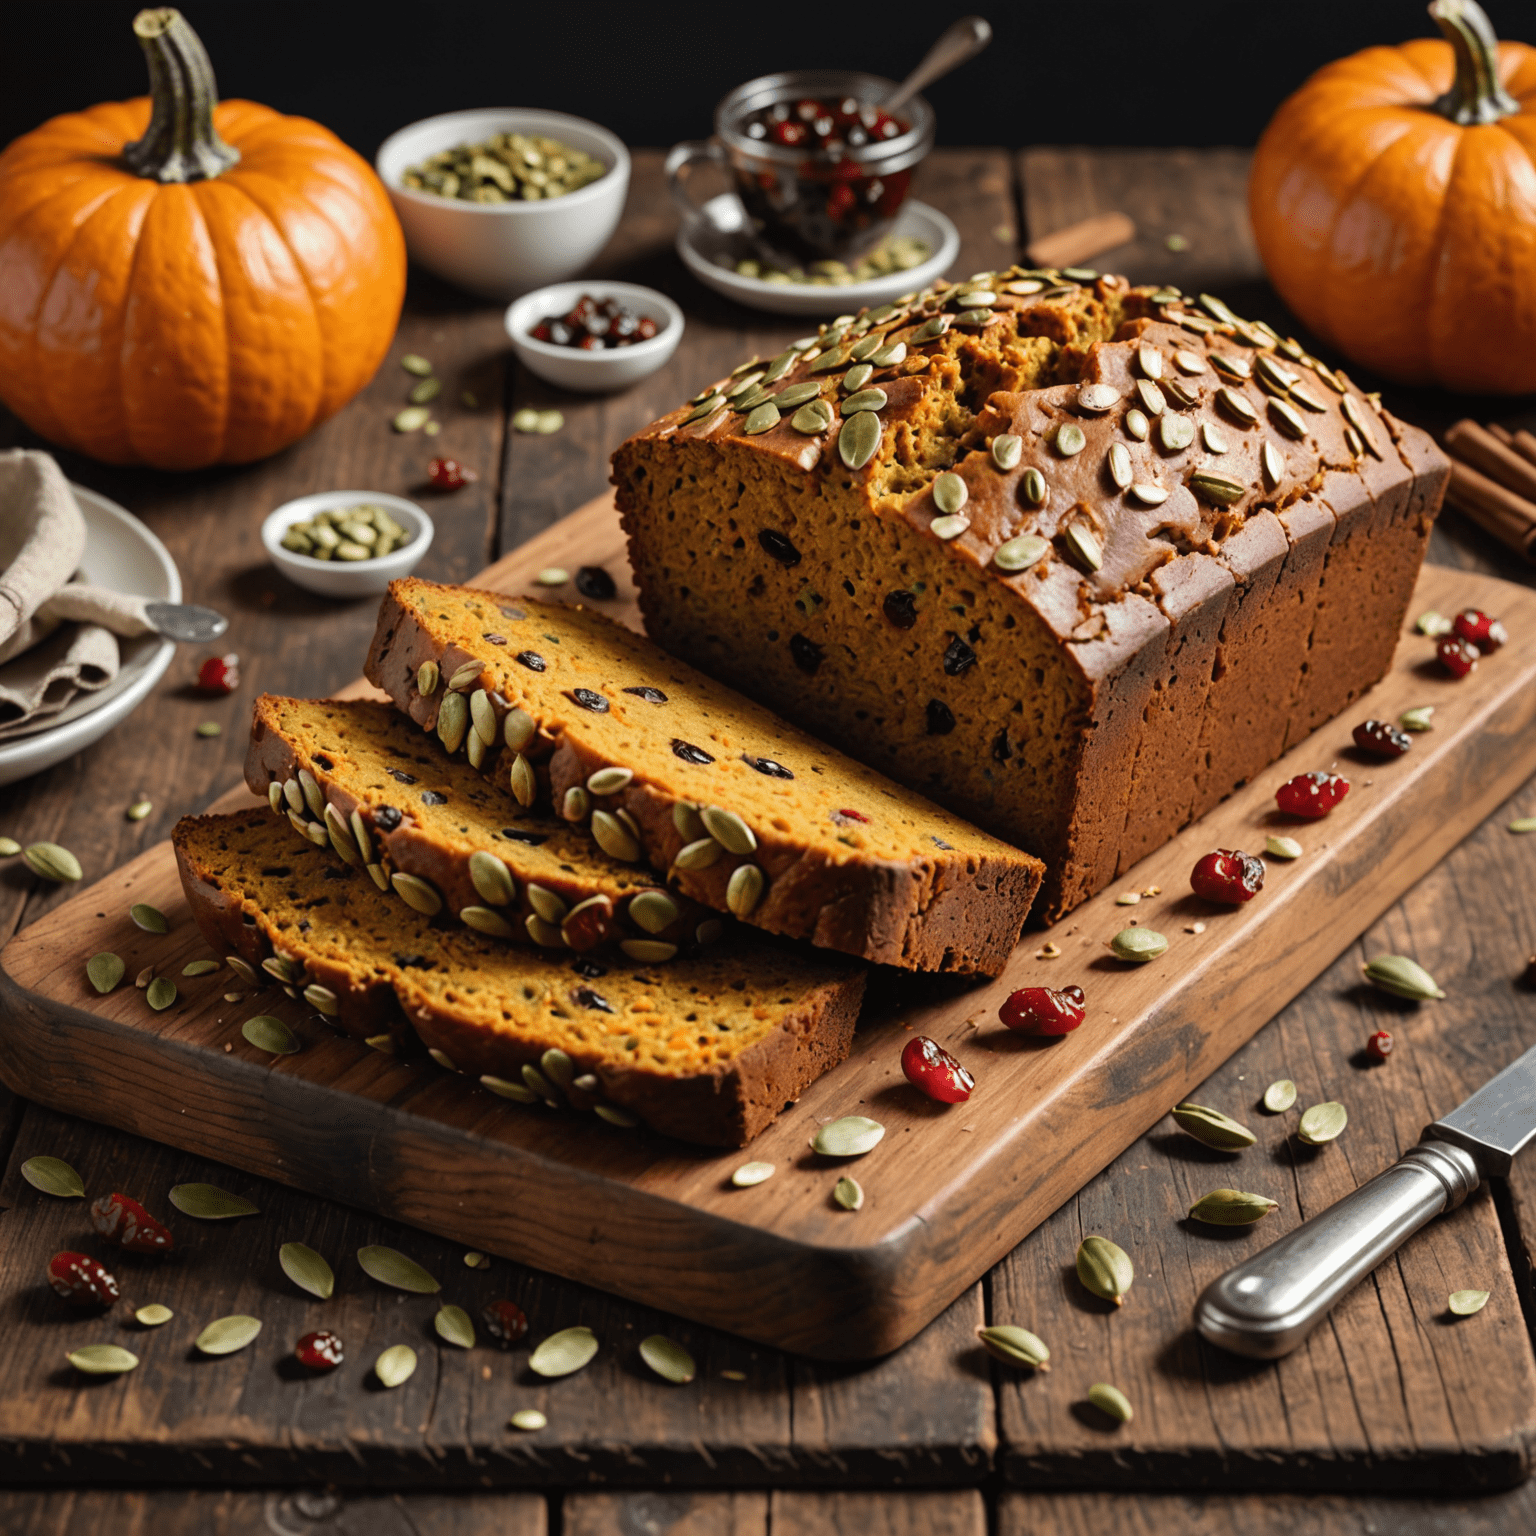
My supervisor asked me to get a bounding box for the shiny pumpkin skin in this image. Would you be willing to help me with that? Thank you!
[0,97,406,469]
[1250,38,1536,394]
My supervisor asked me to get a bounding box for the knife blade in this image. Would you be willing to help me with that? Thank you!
[1194,1040,1536,1359]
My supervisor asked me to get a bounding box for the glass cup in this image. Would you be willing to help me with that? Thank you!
[666,69,935,271]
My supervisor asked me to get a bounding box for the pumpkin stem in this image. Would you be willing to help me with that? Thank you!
[121,8,240,183]
[1429,0,1520,125]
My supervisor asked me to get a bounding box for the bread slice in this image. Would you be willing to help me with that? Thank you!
[365,577,1043,976]
[245,694,715,962]
[173,809,866,1147]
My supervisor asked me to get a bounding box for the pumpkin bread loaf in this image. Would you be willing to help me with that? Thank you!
[365,578,1041,976]
[611,271,1450,918]
[245,695,715,961]
[173,809,866,1147]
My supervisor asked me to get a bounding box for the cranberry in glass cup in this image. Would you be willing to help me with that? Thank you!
[665,70,935,270]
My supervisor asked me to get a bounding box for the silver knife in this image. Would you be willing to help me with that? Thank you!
[1194,1041,1536,1358]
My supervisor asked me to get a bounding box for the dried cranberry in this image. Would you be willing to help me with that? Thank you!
[1453,608,1507,652]
[575,565,617,600]
[836,807,869,823]
[883,590,918,628]
[1275,770,1350,819]
[48,1251,119,1307]
[999,984,1086,1035]
[1366,1029,1394,1063]
[90,1192,174,1253]
[1352,719,1412,758]
[770,119,809,148]
[1190,849,1265,904]
[1437,636,1479,678]
[483,1299,529,1346]
[197,654,239,695]
[426,458,477,491]
[901,1036,975,1103]
[295,1329,344,1370]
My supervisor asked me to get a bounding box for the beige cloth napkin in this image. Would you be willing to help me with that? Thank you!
[0,450,159,738]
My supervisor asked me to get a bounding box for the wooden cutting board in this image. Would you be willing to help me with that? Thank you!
[3,493,1534,1361]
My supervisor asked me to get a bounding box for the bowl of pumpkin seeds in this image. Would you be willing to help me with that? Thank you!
[376,108,630,299]
[261,491,433,599]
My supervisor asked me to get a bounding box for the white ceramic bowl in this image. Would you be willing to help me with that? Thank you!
[262,492,434,600]
[376,108,631,299]
[0,485,180,788]
[505,282,684,393]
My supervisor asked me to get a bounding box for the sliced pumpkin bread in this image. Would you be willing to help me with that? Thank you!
[173,809,866,1147]
[365,577,1043,976]
[245,694,714,961]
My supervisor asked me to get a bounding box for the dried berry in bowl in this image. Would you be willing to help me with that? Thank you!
[530,293,660,351]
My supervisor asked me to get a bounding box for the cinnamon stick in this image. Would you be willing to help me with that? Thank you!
[1025,212,1136,270]
[1444,459,1536,563]
[1444,418,1536,503]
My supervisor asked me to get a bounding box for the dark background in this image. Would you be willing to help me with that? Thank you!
[2,0,1468,158]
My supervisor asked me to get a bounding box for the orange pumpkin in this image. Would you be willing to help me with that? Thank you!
[0,8,406,470]
[1250,0,1536,394]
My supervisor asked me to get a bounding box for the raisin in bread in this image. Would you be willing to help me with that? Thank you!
[246,695,714,961]
[364,578,1042,976]
[173,809,865,1147]
[611,271,1449,918]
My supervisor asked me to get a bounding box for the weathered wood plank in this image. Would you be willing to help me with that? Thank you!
[564,1490,986,1536]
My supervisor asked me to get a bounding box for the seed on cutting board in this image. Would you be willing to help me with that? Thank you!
[811,1116,885,1157]
[1511,818,1536,833]
[1076,1236,1134,1304]
[408,376,441,406]
[833,1176,864,1211]
[640,1334,696,1384]
[1362,954,1444,1001]
[182,959,220,977]
[242,1016,301,1055]
[393,406,431,433]
[1399,706,1435,732]
[145,978,176,1011]
[170,1183,258,1220]
[374,1345,418,1388]
[1172,1103,1257,1151]
[195,722,222,738]
[1110,927,1167,962]
[24,842,82,882]
[21,1156,84,1198]
[1263,1079,1298,1113]
[435,1305,477,1349]
[1265,835,1303,860]
[1449,1289,1490,1317]
[279,1241,335,1300]
[1088,1384,1134,1424]
[195,1315,263,1356]
[86,953,125,995]
[464,1251,491,1269]
[67,1345,139,1376]
[136,966,155,989]
[358,1245,440,1294]
[136,1304,173,1327]
[594,1103,639,1128]
[401,354,432,376]
[510,1409,547,1431]
[732,1161,775,1188]
[529,1326,599,1378]
[126,799,152,821]
[977,1325,1050,1370]
[1188,1188,1279,1225]
[1297,1102,1347,1146]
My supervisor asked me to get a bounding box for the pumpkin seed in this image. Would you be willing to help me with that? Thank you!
[468,850,516,907]
[1400,706,1436,732]
[1298,1102,1348,1146]
[541,1047,575,1091]
[463,1250,489,1267]
[1217,387,1258,426]
[530,1326,600,1378]
[591,809,640,862]
[463,909,514,941]
[267,782,285,814]
[1064,523,1103,572]
[1157,413,1195,452]
[775,381,823,409]
[725,863,765,917]
[1020,466,1047,504]
[1129,483,1169,506]
[1107,442,1132,490]
[262,953,301,984]
[619,938,678,963]
[1056,424,1086,456]
[595,1103,639,1128]
[1261,441,1285,488]
[1289,383,1328,412]
[393,407,430,433]
[1202,422,1229,454]
[1172,1103,1257,1151]
[871,341,907,367]
[146,977,177,1011]
[838,411,883,470]
[809,347,851,376]
[391,871,443,916]
[375,1345,418,1388]
[994,534,1049,573]
[1111,927,1167,962]
[20,840,80,883]
[1269,398,1307,440]
[86,952,125,995]
[695,806,751,855]
[195,721,222,738]
[409,376,441,406]
[586,766,634,797]
[505,752,536,809]
[435,1305,476,1349]
[279,1241,335,1299]
[640,1334,696,1384]
[628,890,679,934]
[417,660,440,696]
[1124,408,1150,441]
[1341,394,1381,455]
[67,1345,139,1376]
[510,1409,547,1431]
[732,1161,775,1187]
[1509,817,1536,833]
[135,1304,173,1327]
[990,434,1023,471]
[283,778,305,814]
[727,370,765,398]
[525,884,568,926]
[1416,610,1455,637]
[1135,379,1166,417]
[1076,1236,1134,1304]
[842,387,889,416]
[931,471,968,516]
[681,394,725,426]
[401,354,432,376]
[1190,471,1246,506]
[365,1033,397,1054]
[743,403,780,436]
[21,1155,84,1198]
[195,1315,263,1356]
[436,691,469,755]
[482,1075,539,1103]
[1077,383,1120,414]
[324,805,362,867]
[1363,954,1444,1001]
[358,1245,440,1294]
[833,1176,864,1211]
[812,1116,885,1157]
[466,689,496,747]
[1174,349,1205,374]
[1265,835,1303,860]
[978,1325,1050,1370]
[126,798,153,822]
[136,965,155,988]
[170,1183,258,1220]
[1449,1289,1490,1317]
[1136,342,1163,380]
[930,515,969,541]
[791,400,835,434]
[182,959,220,978]
[243,1015,301,1055]
[1188,1188,1279,1224]
[525,914,565,948]
[1088,1383,1134,1423]
[912,315,950,342]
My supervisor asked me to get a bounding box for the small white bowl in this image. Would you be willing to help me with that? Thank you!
[376,108,631,299]
[262,492,434,600]
[505,282,684,393]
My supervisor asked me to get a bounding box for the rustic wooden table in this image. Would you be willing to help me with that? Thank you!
[1,147,1534,1535]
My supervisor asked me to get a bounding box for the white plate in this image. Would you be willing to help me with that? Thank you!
[0,485,179,787]
[677,196,960,316]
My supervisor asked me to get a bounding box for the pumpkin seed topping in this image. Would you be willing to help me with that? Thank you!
[1174,349,1206,374]
[68,1345,139,1376]
[460,906,513,937]
[135,1304,173,1327]
[640,1334,696,1384]
[525,885,569,926]
[1056,424,1086,457]
[700,806,755,854]
[243,1015,301,1055]
[674,837,721,871]
[1136,342,1164,380]
[681,395,724,426]
[1020,466,1048,504]
[1298,1102,1348,1146]
[628,889,679,934]
[872,341,907,367]
[1172,1103,1257,1151]
[842,387,890,418]
[1129,483,1170,506]
[1189,1189,1280,1225]
[1363,955,1444,1000]
[849,332,885,361]
[833,1176,864,1211]
[1158,414,1194,452]
[510,1409,547,1431]
[1161,376,1199,408]
[912,315,951,342]
[267,782,285,815]
[932,472,969,516]
[732,1161,775,1188]
[743,403,780,436]
[358,1245,440,1294]
[1289,384,1328,412]
[1124,407,1150,441]
[726,371,765,399]
[1077,383,1121,414]
[1211,353,1252,381]
[792,400,835,434]
[1342,394,1382,456]
[1263,1079,1298,1113]
[812,1116,885,1157]
[991,434,1023,471]
[1269,398,1308,440]
[24,842,82,882]
[1135,379,1166,417]
[994,534,1050,573]
[375,1345,418,1388]
[838,411,883,470]
[1265,834,1303,860]
[1449,1289,1490,1317]
[1076,1236,1134,1304]
[436,691,469,755]
[1217,388,1258,426]
[21,1155,84,1198]
[763,349,797,383]
[196,1315,263,1356]
[1107,442,1133,490]
[435,1305,476,1349]
[391,871,444,916]
[841,363,874,393]
[725,863,765,917]
[1065,523,1103,572]
[1202,422,1230,454]
[978,1325,1051,1370]
[1088,1383,1134,1423]
[1256,354,1299,392]
[280,1242,335,1299]
[776,381,824,409]
[146,977,177,1011]
[1190,471,1246,506]
[1111,927,1167,962]
[1262,441,1285,487]
[87,952,125,995]
[591,809,640,862]
[530,1326,599,1378]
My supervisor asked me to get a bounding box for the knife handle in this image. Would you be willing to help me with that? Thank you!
[1193,1139,1480,1359]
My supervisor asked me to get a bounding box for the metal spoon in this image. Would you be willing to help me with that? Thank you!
[144,602,229,642]
[885,16,993,115]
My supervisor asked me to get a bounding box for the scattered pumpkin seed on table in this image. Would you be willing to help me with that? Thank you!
[130,903,168,934]
[0,837,19,856]
[1262,1079,1298,1113]
[358,1245,440,1294]
[1188,1188,1279,1225]
[279,1242,336,1300]
[639,1334,696,1384]
[375,1344,418,1388]
[1449,1289,1490,1317]
[68,1345,139,1376]
[1362,955,1444,1000]
[195,1315,263,1356]
[464,1251,491,1270]
[1076,1236,1134,1304]
[195,722,222,738]
[243,1016,301,1055]
[1509,817,1536,834]
[170,1183,258,1220]
[1172,1103,1257,1152]
[1298,1102,1348,1146]
[977,1325,1050,1369]
[21,1155,84,1198]
[23,842,81,882]
[811,1117,885,1157]
[145,978,177,1011]
[834,1176,864,1211]
[731,1161,775,1188]
[126,799,153,821]
[1265,835,1303,860]
[1088,1383,1134,1423]
[400,354,432,376]
[135,1304,173,1327]
[86,953,125,994]
[510,1409,547,1431]
[1110,927,1167,962]
[435,1305,476,1349]
[182,959,220,977]
[529,1326,599,1378]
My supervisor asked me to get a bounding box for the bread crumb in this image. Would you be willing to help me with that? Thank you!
[1185,921,1207,934]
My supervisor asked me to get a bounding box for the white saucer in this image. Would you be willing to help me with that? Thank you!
[677,196,960,316]
[0,485,180,787]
